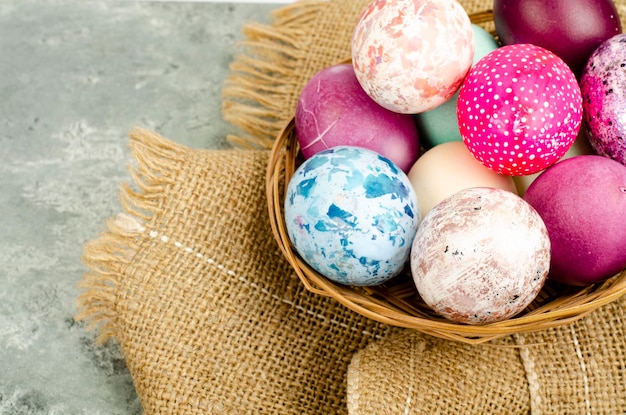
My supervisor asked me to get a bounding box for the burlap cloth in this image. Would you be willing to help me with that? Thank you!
[76,0,626,414]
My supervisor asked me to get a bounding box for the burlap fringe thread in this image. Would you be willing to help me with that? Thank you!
[222,0,323,150]
[76,129,183,344]
[75,127,398,414]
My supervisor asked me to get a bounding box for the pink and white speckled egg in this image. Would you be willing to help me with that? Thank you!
[352,0,475,114]
[457,44,583,176]
[410,187,550,325]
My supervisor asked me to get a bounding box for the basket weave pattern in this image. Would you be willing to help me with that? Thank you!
[266,9,626,344]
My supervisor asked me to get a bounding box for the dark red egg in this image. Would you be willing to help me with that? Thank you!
[493,0,622,76]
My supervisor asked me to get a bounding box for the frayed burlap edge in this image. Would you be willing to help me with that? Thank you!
[222,0,323,150]
[75,128,184,344]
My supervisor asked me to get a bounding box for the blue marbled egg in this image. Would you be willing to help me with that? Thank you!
[284,146,420,286]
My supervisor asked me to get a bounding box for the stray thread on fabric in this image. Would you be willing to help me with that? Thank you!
[144,227,382,340]
[570,325,592,415]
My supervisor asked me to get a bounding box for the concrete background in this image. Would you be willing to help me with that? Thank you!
[0,1,281,413]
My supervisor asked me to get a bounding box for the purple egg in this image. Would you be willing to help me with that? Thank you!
[580,34,626,166]
[295,64,420,173]
[524,155,626,286]
[494,0,622,76]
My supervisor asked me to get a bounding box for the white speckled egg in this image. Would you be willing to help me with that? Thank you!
[410,187,550,324]
[285,146,420,286]
[352,0,474,114]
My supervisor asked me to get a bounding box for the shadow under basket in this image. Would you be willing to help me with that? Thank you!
[266,118,626,344]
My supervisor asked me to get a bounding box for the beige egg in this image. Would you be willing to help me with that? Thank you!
[408,141,517,218]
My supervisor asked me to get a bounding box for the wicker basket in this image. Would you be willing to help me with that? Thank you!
[265,11,626,345]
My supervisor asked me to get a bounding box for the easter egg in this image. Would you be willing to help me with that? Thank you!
[457,44,583,176]
[295,64,420,173]
[407,141,517,218]
[580,34,626,166]
[351,0,474,114]
[524,155,626,286]
[411,187,550,325]
[494,0,622,76]
[285,146,420,286]
[415,24,500,149]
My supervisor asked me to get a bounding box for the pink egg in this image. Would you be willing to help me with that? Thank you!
[351,0,474,114]
[457,44,583,176]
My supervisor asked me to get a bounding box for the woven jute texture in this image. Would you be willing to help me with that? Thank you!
[347,297,626,414]
[77,0,626,414]
[221,0,626,413]
[77,128,398,414]
[347,331,530,414]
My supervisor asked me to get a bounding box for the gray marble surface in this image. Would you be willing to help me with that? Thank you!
[0,1,279,413]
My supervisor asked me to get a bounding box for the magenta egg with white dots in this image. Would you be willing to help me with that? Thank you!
[457,44,583,176]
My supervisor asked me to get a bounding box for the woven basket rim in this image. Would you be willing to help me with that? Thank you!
[264,9,626,344]
[266,116,626,344]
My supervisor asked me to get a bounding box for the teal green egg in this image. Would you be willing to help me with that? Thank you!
[415,24,499,149]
